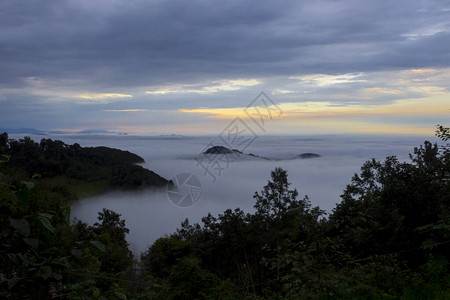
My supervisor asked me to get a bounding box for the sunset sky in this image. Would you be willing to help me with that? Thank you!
[1,0,449,135]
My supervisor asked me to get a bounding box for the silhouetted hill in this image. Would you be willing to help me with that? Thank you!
[78,129,117,134]
[0,133,168,193]
[203,146,243,155]
[202,145,320,160]
[0,127,46,135]
[294,153,321,159]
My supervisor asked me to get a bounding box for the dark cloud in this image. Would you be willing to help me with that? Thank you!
[1,0,450,91]
[1,0,449,131]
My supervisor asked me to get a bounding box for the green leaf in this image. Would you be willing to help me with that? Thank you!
[114,291,127,300]
[9,218,30,235]
[8,275,20,289]
[38,216,55,233]
[18,253,29,267]
[23,237,39,249]
[8,254,18,264]
[38,213,53,220]
[90,240,105,252]
[38,266,52,280]
[21,181,35,190]
[422,239,436,250]
[53,271,62,281]
[52,257,71,269]
[71,249,83,259]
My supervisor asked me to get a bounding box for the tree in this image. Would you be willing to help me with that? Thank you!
[141,237,190,278]
[93,209,133,275]
[0,132,8,153]
[253,167,300,219]
[329,127,450,264]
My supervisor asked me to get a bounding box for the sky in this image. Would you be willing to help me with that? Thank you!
[1,0,449,135]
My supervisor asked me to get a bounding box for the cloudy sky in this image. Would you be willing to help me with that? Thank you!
[1,0,449,135]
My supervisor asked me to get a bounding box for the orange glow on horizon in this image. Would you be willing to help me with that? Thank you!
[178,93,449,135]
[180,94,449,119]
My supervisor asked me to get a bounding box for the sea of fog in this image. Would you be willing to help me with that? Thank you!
[11,133,438,255]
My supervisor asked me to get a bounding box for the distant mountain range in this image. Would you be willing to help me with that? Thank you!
[0,127,48,135]
[0,127,128,135]
[77,129,128,135]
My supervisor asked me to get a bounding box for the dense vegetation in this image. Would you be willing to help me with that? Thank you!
[0,134,168,195]
[0,126,449,299]
[0,158,135,298]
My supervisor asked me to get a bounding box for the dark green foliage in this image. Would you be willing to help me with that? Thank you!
[110,164,168,188]
[0,133,168,192]
[0,156,130,298]
[329,141,449,265]
[0,135,151,299]
[141,237,191,278]
[0,132,8,153]
[253,167,300,219]
[167,257,222,299]
[92,209,133,275]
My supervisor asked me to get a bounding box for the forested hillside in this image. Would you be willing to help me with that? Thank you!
[0,126,449,299]
[0,134,168,195]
